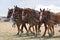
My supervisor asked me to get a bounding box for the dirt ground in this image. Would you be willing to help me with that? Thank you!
[0,22,60,40]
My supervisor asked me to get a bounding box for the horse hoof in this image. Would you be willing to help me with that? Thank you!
[38,30,41,32]
[53,33,54,35]
[59,30,60,32]
[34,35,37,37]
[33,32,35,34]
[21,31,23,33]
[49,33,53,37]
[19,34,22,37]
[42,35,45,38]
[17,33,19,35]
[26,33,29,36]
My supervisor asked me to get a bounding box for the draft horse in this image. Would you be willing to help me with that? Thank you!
[39,9,55,37]
[22,8,41,37]
[7,6,28,35]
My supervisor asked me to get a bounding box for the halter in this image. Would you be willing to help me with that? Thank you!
[30,10,39,22]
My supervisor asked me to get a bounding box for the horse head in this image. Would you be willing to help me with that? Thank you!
[22,8,31,21]
[13,5,23,20]
[39,8,51,22]
[7,8,13,21]
[39,8,45,21]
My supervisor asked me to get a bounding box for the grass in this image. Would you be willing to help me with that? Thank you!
[0,22,60,40]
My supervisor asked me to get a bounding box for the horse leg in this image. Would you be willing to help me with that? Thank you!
[42,23,47,37]
[28,24,34,34]
[16,23,21,35]
[35,25,38,37]
[21,24,24,33]
[32,26,34,33]
[22,23,29,35]
[48,26,50,36]
[48,24,53,37]
[49,25,54,35]
[23,23,28,33]
[29,25,33,33]
[50,24,54,36]
[38,24,41,32]
[52,25,54,35]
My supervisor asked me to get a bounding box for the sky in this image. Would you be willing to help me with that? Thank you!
[0,0,60,17]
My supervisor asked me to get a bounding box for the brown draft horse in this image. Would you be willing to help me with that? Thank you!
[7,8,22,35]
[40,9,60,37]
[13,5,28,34]
[22,8,41,37]
[7,6,28,35]
[39,9,55,37]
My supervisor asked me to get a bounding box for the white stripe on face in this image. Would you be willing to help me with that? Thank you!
[22,10,25,20]
[22,10,24,16]
[39,12,43,21]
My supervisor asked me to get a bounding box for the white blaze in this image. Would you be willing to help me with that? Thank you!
[39,12,43,21]
[22,10,25,20]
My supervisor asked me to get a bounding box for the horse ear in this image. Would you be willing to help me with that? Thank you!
[14,5,17,8]
[43,9,45,12]
[15,5,17,7]
[40,8,42,12]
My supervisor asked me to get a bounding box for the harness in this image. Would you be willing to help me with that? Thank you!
[43,11,51,22]
[11,9,21,23]
[13,12,20,19]
[47,11,51,20]
[30,10,39,23]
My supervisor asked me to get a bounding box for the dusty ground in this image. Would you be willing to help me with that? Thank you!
[0,22,60,40]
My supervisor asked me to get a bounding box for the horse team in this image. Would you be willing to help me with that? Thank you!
[7,5,60,37]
